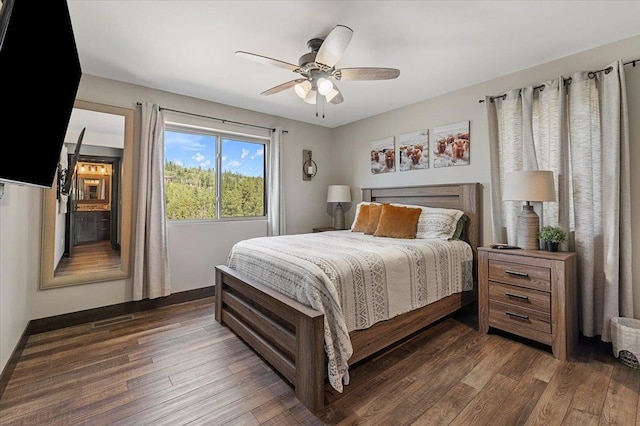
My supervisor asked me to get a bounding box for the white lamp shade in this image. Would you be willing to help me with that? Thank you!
[503,170,556,202]
[303,89,317,104]
[325,88,339,102]
[317,77,333,96]
[294,80,312,98]
[327,185,351,203]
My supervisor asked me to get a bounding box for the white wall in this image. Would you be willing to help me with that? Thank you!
[0,185,38,372]
[332,34,640,316]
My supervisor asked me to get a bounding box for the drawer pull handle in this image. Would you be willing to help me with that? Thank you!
[505,292,529,300]
[505,311,529,320]
[505,270,529,278]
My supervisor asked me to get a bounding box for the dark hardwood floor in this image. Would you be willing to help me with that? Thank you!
[1,297,639,425]
[54,240,121,277]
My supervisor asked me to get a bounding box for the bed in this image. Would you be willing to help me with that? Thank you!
[214,183,481,412]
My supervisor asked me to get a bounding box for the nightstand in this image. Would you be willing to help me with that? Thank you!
[312,226,336,233]
[478,247,577,361]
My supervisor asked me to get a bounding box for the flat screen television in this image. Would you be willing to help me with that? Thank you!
[0,0,82,189]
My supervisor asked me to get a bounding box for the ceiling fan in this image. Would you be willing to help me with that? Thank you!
[235,25,400,113]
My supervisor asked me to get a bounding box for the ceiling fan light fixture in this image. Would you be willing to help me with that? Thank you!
[303,89,317,104]
[236,24,399,115]
[294,80,312,98]
[325,88,339,102]
[317,77,333,96]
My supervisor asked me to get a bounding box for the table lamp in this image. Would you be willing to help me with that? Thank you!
[327,185,351,230]
[502,170,556,250]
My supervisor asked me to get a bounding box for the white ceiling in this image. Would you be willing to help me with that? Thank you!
[67,1,640,129]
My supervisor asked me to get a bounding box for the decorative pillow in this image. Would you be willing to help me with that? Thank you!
[373,204,422,239]
[391,203,464,240]
[450,214,468,240]
[351,203,372,232]
[364,204,384,235]
[350,201,380,230]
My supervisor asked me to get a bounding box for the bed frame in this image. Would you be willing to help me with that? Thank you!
[215,183,481,412]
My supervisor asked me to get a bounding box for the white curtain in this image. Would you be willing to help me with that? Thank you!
[267,127,285,236]
[133,103,170,300]
[486,60,633,340]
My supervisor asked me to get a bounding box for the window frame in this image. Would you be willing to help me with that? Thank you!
[164,121,269,222]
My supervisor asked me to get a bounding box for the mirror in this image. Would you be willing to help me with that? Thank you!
[80,176,109,202]
[77,163,111,204]
[40,100,134,289]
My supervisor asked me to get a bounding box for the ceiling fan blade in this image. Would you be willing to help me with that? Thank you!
[260,78,306,96]
[335,67,400,81]
[315,25,353,68]
[235,51,300,72]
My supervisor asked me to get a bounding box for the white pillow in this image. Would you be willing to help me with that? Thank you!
[350,201,381,230]
[391,203,464,240]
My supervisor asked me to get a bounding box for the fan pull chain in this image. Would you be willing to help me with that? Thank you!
[313,93,327,119]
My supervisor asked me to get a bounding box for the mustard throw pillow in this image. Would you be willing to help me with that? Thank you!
[351,203,372,232]
[374,204,422,239]
[364,204,384,234]
[350,202,378,230]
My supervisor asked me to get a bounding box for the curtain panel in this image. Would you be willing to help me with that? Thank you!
[133,102,171,300]
[486,60,633,340]
[267,127,286,236]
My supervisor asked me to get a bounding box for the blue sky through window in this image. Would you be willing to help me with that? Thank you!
[165,130,264,177]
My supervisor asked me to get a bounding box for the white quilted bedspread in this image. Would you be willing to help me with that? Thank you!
[226,230,473,392]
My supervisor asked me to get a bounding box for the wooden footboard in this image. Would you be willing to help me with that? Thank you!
[216,264,476,412]
[215,265,326,411]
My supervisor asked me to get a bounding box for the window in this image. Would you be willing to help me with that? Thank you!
[164,125,266,220]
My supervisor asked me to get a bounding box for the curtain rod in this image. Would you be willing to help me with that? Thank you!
[478,57,639,103]
[135,102,276,132]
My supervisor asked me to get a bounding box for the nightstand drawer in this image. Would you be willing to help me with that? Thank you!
[488,259,551,291]
[488,281,550,314]
[489,300,551,334]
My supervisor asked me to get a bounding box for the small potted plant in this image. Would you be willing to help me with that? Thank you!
[538,225,567,252]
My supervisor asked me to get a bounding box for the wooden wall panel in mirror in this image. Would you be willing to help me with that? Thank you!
[40,100,134,289]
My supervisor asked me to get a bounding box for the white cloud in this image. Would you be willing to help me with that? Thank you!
[165,131,209,151]
[241,148,250,159]
[251,147,264,159]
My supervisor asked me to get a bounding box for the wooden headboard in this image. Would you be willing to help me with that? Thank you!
[361,183,482,255]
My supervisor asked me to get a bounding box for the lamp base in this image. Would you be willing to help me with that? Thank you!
[334,203,345,230]
[517,204,540,250]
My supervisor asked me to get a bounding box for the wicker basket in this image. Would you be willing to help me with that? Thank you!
[611,317,640,370]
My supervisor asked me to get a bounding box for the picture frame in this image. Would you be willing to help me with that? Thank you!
[432,121,470,168]
[398,130,429,171]
[370,136,396,174]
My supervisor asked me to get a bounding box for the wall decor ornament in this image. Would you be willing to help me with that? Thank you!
[370,136,395,174]
[302,149,317,180]
[398,130,429,171]
[432,120,470,168]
